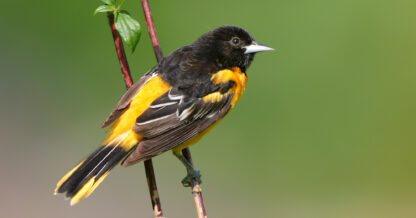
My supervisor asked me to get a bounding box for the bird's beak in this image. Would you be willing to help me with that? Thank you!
[244,41,274,54]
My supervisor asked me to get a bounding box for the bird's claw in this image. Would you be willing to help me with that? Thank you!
[181,169,202,187]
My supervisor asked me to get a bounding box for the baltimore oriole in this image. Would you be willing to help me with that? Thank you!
[55,26,273,205]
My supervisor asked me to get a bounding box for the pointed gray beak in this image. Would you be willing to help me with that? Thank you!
[244,41,274,54]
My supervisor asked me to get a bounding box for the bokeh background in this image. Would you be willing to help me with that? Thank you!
[1,0,415,217]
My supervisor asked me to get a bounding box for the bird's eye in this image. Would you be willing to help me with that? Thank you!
[232,37,240,45]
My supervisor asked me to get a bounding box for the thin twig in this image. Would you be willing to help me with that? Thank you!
[107,12,164,218]
[140,1,208,217]
[107,13,134,89]
[144,160,164,217]
[141,0,163,62]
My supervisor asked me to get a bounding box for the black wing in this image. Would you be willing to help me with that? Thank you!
[122,88,234,167]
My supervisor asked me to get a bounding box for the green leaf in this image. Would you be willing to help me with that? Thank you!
[94,5,114,15]
[100,0,115,5]
[118,0,126,8]
[115,11,141,52]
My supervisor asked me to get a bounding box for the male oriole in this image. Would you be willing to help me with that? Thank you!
[55,26,273,205]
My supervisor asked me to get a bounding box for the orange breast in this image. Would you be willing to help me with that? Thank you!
[210,67,248,107]
[173,67,248,152]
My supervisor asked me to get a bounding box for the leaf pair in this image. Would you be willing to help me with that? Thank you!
[95,0,141,52]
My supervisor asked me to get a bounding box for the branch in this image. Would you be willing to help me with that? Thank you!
[141,0,163,62]
[107,12,164,218]
[107,13,134,89]
[140,1,207,217]
[144,160,164,217]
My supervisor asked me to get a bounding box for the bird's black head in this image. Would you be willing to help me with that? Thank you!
[193,26,273,72]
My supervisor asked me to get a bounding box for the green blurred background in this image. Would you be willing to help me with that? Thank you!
[1,0,415,217]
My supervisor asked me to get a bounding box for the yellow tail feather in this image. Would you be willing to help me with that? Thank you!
[70,172,110,206]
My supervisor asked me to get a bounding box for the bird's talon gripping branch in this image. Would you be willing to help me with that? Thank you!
[181,169,202,187]
[174,151,203,187]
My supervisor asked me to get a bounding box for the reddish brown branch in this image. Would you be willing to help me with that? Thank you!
[141,0,163,62]
[144,160,164,217]
[141,1,207,217]
[107,13,134,89]
[107,12,164,218]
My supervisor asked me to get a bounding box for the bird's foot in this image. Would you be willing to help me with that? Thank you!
[181,169,202,187]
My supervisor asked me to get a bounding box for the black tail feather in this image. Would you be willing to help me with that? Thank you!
[56,145,127,201]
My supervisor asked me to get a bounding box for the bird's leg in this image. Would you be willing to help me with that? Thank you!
[173,151,202,187]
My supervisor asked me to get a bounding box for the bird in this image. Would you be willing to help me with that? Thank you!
[55,25,273,205]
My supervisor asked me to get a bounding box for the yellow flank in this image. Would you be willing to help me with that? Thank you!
[54,160,85,195]
[103,75,171,150]
[210,67,248,107]
[172,120,222,153]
